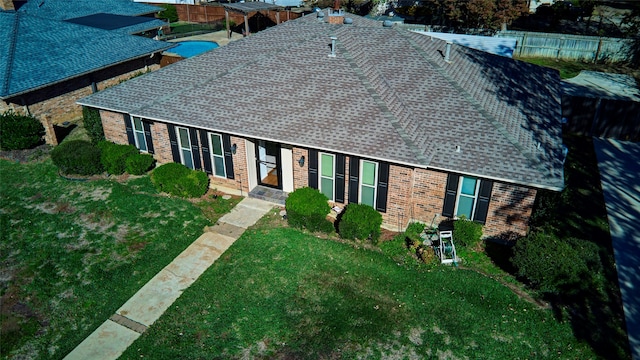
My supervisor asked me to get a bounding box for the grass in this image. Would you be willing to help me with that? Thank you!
[515,56,640,80]
[0,159,238,359]
[121,226,598,359]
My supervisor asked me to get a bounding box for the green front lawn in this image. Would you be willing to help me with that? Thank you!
[0,159,239,359]
[122,226,597,359]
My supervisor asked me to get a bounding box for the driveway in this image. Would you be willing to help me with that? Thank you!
[593,138,640,360]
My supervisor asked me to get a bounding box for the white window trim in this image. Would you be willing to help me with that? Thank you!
[208,132,226,178]
[454,176,480,220]
[132,117,148,152]
[176,126,194,169]
[319,152,335,201]
[359,160,378,207]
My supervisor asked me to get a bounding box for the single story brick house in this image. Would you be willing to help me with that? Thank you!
[78,10,565,238]
[0,0,171,145]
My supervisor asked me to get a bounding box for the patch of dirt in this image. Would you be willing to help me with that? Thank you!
[0,144,51,163]
[0,281,49,357]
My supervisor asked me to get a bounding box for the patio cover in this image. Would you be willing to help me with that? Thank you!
[593,138,640,360]
[220,2,284,39]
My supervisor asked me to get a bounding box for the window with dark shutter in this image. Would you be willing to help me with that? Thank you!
[442,174,459,218]
[200,130,212,175]
[472,180,493,224]
[335,154,345,203]
[348,156,360,204]
[222,134,235,179]
[308,149,318,189]
[124,114,135,146]
[189,128,202,170]
[166,124,181,163]
[143,121,154,154]
[375,162,389,212]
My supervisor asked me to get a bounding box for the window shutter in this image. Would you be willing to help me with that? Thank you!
[308,149,318,189]
[200,130,212,175]
[348,156,360,204]
[142,121,154,154]
[189,128,202,170]
[123,114,135,146]
[335,154,345,203]
[222,134,235,179]
[166,124,181,163]
[473,180,493,224]
[375,162,389,212]
[442,174,459,218]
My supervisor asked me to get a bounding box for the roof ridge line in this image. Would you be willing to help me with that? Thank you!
[337,36,431,166]
[399,31,550,174]
[2,13,20,98]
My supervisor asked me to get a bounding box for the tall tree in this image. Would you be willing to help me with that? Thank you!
[621,4,640,66]
[466,0,496,29]
[494,0,528,29]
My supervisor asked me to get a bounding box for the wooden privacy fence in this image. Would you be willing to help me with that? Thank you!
[496,30,632,63]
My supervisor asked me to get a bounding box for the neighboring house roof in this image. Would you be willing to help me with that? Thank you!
[412,31,517,58]
[14,0,167,35]
[78,11,565,190]
[0,11,173,100]
[16,0,161,19]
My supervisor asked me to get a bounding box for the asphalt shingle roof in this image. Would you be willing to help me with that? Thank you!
[78,11,565,190]
[0,11,173,99]
[16,0,161,20]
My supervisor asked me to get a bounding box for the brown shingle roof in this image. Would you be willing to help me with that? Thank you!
[78,11,564,190]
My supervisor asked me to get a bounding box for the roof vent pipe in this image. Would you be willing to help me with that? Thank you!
[329,36,337,58]
[444,41,452,63]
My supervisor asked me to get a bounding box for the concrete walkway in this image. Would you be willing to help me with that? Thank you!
[64,197,274,360]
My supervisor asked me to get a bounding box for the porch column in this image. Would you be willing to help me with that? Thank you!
[243,14,249,36]
[225,9,230,39]
[276,10,280,25]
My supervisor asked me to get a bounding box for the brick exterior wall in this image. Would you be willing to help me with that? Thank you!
[483,183,536,238]
[98,110,538,236]
[381,164,413,230]
[1,57,160,145]
[292,147,309,189]
[411,168,448,228]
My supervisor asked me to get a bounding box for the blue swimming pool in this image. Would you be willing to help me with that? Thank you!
[170,41,219,58]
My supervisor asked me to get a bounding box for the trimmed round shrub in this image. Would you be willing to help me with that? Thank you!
[82,107,105,144]
[0,110,45,150]
[453,217,483,248]
[338,203,382,243]
[285,187,333,233]
[98,141,138,175]
[51,140,103,175]
[511,231,601,295]
[151,163,209,198]
[126,153,155,175]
